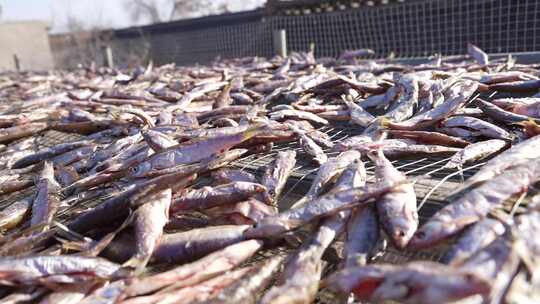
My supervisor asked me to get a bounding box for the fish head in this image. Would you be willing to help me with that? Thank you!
[388,217,418,249]
[127,162,152,178]
[371,279,409,302]
[407,220,451,249]
[451,272,491,300]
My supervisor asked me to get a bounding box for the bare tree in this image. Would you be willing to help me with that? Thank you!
[169,0,230,20]
[124,0,163,24]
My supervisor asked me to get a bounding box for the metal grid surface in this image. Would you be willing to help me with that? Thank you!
[0,125,536,302]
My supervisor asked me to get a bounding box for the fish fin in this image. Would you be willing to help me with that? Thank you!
[241,123,266,140]
[123,256,150,274]
[378,117,392,129]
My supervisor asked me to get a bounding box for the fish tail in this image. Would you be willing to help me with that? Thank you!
[241,123,266,140]
[379,117,392,129]
[123,256,150,274]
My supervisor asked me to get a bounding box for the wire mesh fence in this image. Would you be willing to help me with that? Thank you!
[50,0,540,68]
[73,0,540,68]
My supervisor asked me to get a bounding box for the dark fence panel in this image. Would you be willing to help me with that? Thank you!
[51,0,540,69]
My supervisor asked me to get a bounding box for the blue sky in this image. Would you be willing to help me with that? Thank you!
[1,0,264,33]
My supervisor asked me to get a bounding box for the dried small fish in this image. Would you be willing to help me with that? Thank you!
[442,116,513,140]
[128,124,264,177]
[0,196,33,230]
[31,161,61,231]
[410,159,540,248]
[171,181,268,212]
[444,139,508,169]
[124,188,172,271]
[441,217,506,265]
[369,150,417,248]
[468,43,489,65]
[12,140,91,169]
[0,255,125,286]
[326,261,490,304]
[261,150,296,202]
[123,239,263,298]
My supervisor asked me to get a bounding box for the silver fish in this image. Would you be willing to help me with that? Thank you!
[31,161,61,230]
[444,139,508,169]
[369,150,417,248]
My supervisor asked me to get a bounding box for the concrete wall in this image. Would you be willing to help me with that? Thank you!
[0,21,54,71]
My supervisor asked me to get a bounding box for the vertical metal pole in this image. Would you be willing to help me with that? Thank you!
[104,46,114,68]
[13,54,20,71]
[273,29,287,58]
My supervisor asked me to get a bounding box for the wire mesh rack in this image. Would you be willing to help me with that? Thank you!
[0,110,536,303]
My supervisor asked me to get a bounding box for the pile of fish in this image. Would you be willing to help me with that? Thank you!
[0,44,539,303]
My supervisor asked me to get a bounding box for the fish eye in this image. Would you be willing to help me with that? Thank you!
[130,166,138,173]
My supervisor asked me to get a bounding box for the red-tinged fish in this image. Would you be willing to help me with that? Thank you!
[170,181,268,212]
[261,150,296,202]
[104,225,249,265]
[489,79,540,93]
[261,212,346,304]
[381,81,478,130]
[325,261,490,304]
[507,99,540,118]
[468,43,489,65]
[369,150,417,249]
[123,240,263,298]
[31,161,61,231]
[211,168,257,184]
[388,130,469,147]
[477,98,531,123]
[205,198,278,225]
[0,196,33,230]
[68,171,196,233]
[245,180,401,239]
[459,235,520,304]
[444,139,508,169]
[141,129,177,152]
[270,109,329,125]
[410,159,540,249]
[456,134,540,191]
[127,124,265,178]
[202,255,285,304]
[11,140,91,169]
[441,217,506,265]
[121,264,251,304]
[0,122,48,144]
[0,255,125,286]
[124,188,172,272]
